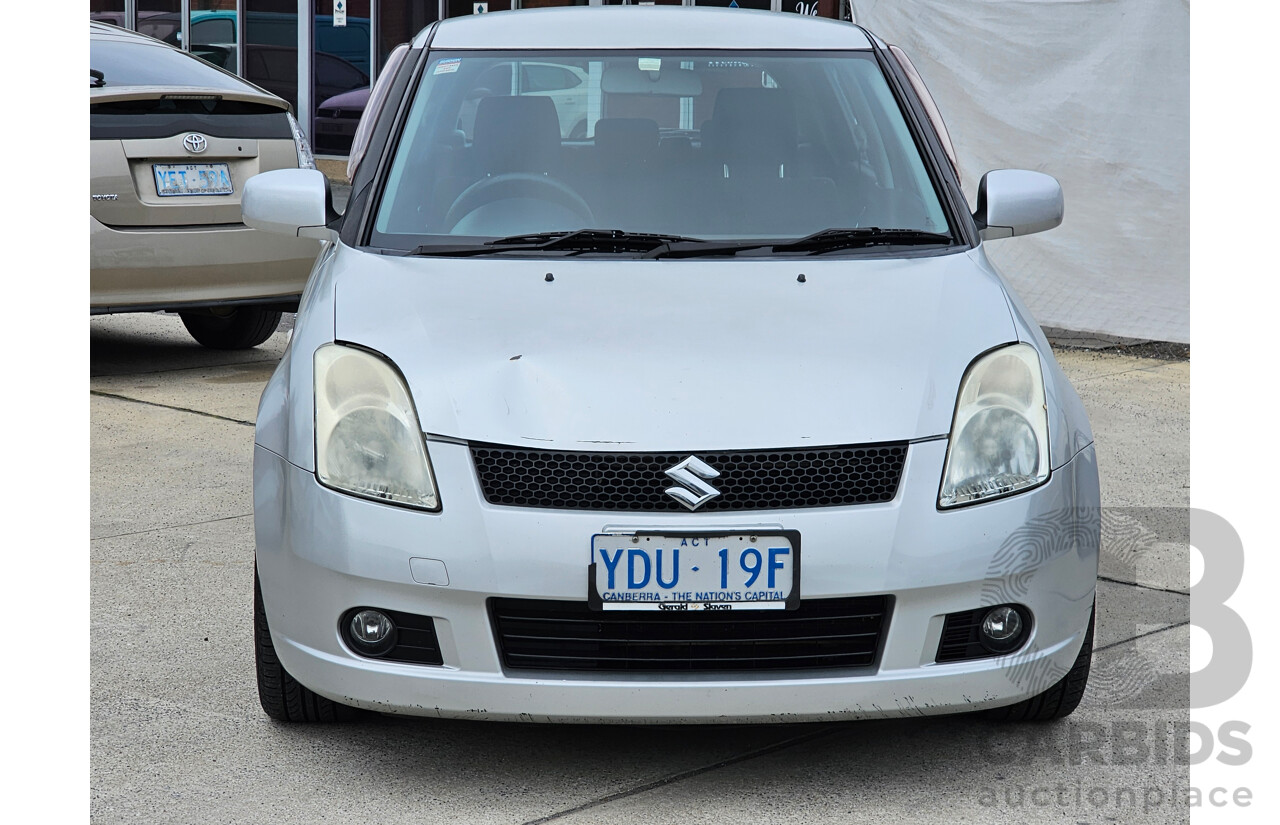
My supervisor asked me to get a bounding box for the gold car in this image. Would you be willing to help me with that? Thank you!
[90,22,320,349]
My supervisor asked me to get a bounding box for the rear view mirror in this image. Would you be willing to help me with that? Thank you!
[974,169,1063,240]
[601,66,702,97]
[242,169,338,241]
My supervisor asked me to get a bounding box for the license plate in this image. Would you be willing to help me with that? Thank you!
[589,531,799,611]
[152,163,233,196]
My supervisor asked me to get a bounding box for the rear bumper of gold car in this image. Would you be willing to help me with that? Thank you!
[89,215,321,312]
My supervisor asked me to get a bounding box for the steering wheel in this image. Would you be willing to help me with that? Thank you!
[443,173,595,233]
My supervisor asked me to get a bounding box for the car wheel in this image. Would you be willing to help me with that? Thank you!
[254,569,363,723]
[985,603,1094,722]
[179,307,282,350]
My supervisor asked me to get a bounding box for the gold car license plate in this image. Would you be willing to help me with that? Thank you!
[152,163,233,197]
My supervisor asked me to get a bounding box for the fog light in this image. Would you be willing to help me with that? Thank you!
[979,605,1027,653]
[347,609,396,656]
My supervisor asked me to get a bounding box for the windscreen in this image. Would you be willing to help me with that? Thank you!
[372,50,950,249]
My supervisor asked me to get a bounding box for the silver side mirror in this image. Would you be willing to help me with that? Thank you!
[243,168,338,241]
[974,169,1063,240]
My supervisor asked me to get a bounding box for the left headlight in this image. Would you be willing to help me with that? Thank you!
[938,343,1049,508]
[314,344,439,511]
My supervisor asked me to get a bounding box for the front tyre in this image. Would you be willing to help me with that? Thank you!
[254,569,362,722]
[180,307,281,349]
[985,604,1094,722]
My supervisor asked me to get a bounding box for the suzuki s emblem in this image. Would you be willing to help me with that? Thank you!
[182,133,208,153]
[664,456,721,511]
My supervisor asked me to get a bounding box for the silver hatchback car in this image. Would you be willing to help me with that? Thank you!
[247,7,1099,724]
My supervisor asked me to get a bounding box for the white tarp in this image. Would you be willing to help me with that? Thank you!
[853,0,1189,343]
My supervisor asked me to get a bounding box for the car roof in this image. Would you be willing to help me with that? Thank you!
[420,7,872,51]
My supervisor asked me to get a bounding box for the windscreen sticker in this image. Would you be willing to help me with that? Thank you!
[434,58,462,75]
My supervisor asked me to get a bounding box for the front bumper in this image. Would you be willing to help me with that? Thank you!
[254,439,1099,723]
[90,215,320,311]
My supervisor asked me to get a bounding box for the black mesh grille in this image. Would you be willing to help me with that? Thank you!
[936,609,988,663]
[490,596,891,673]
[470,443,907,512]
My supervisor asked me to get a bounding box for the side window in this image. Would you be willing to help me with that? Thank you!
[521,64,581,93]
[888,45,960,183]
[319,53,368,91]
[347,43,410,182]
[193,18,235,45]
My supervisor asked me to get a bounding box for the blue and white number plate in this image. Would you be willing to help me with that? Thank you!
[590,532,798,611]
[153,163,233,196]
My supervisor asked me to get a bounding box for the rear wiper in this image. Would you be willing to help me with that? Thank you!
[771,227,953,254]
[409,229,705,257]
[90,69,106,88]
[645,227,953,259]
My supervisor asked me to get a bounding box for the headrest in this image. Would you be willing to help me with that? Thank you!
[711,88,798,174]
[593,118,659,159]
[472,95,561,175]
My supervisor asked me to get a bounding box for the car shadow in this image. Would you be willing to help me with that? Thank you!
[90,312,291,378]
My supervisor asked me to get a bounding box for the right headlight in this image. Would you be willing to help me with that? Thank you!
[938,343,1050,508]
[314,343,439,511]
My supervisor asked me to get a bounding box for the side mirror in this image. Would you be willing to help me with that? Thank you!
[243,168,338,241]
[974,169,1063,240]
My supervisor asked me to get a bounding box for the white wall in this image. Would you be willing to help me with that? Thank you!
[855,0,1189,343]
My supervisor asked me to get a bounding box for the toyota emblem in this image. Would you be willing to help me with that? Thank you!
[182,133,208,154]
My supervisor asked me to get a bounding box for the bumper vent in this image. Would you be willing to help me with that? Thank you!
[936,606,1032,662]
[342,608,444,666]
[470,442,907,512]
[936,609,989,662]
[490,596,891,673]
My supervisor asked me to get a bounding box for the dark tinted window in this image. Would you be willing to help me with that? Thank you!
[318,53,369,91]
[90,98,292,140]
[193,18,235,44]
[90,37,249,91]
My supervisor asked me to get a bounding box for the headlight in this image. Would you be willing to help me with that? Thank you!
[938,343,1049,508]
[286,111,317,170]
[314,344,439,510]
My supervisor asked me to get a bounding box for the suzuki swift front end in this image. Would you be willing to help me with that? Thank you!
[246,8,1099,724]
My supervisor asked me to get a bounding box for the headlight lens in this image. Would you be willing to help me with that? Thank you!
[286,111,317,170]
[314,344,439,510]
[939,343,1049,508]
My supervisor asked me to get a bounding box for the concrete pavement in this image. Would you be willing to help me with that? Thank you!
[90,312,1190,824]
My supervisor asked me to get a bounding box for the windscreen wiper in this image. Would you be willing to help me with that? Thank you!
[408,229,705,257]
[646,227,953,259]
[771,227,954,254]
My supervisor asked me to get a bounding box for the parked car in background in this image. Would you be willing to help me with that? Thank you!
[243,44,369,113]
[314,87,368,155]
[246,8,1099,724]
[90,22,321,348]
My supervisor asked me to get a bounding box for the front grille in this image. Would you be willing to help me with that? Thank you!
[490,596,891,673]
[470,442,907,512]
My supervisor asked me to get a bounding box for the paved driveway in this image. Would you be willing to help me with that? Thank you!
[91,313,1190,824]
